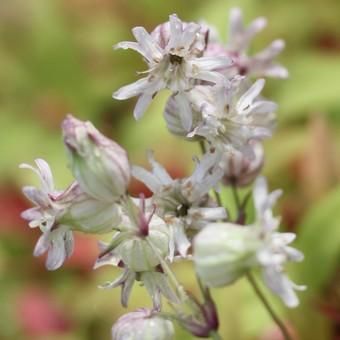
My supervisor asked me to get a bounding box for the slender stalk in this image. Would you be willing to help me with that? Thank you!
[246,272,292,340]
[210,331,222,340]
[231,183,241,211]
[146,239,188,304]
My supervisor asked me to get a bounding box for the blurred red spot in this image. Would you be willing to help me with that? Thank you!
[17,287,72,336]
[65,233,99,271]
[0,185,30,234]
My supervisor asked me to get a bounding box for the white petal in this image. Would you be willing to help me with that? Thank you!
[181,23,200,48]
[132,27,163,62]
[33,233,50,257]
[237,79,265,114]
[113,77,150,100]
[190,56,232,71]
[248,101,278,115]
[174,93,192,131]
[35,159,54,192]
[46,238,66,270]
[114,41,151,62]
[133,93,153,120]
[262,268,301,308]
[167,14,183,50]
[147,151,173,185]
[132,166,161,193]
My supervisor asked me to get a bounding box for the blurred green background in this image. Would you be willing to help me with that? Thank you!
[1,0,340,339]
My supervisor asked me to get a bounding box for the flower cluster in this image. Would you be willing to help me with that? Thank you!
[20,8,304,340]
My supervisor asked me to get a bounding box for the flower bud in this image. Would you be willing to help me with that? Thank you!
[194,223,259,287]
[62,115,130,202]
[220,141,264,187]
[59,183,121,234]
[112,309,174,340]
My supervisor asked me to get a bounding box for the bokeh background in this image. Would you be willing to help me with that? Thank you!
[1,0,340,339]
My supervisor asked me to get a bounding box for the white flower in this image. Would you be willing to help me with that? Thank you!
[132,151,227,258]
[113,14,231,121]
[204,8,288,79]
[94,197,179,309]
[194,223,260,287]
[62,115,130,202]
[252,177,306,307]
[20,159,74,270]
[167,78,276,154]
[111,309,174,340]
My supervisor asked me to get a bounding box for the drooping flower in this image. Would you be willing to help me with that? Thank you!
[193,177,305,307]
[111,308,174,340]
[20,159,74,270]
[20,159,122,270]
[252,177,306,307]
[132,151,227,258]
[113,14,231,122]
[204,7,288,79]
[62,115,130,202]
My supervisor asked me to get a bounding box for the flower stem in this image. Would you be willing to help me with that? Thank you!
[210,331,222,340]
[246,272,293,340]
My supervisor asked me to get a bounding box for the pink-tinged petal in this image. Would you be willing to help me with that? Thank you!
[262,64,289,79]
[21,207,42,223]
[229,8,244,39]
[255,39,285,60]
[33,234,50,257]
[22,186,48,207]
[34,159,54,192]
[133,93,153,120]
[113,77,150,100]
[132,27,163,62]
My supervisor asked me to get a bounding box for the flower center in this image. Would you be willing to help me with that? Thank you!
[169,54,183,65]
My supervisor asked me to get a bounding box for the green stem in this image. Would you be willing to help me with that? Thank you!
[210,331,222,340]
[246,272,292,340]
[147,239,188,304]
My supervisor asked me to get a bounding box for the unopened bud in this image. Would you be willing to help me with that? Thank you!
[112,309,174,340]
[194,223,259,287]
[220,141,264,187]
[59,183,121,234]
[62,115,130,202]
